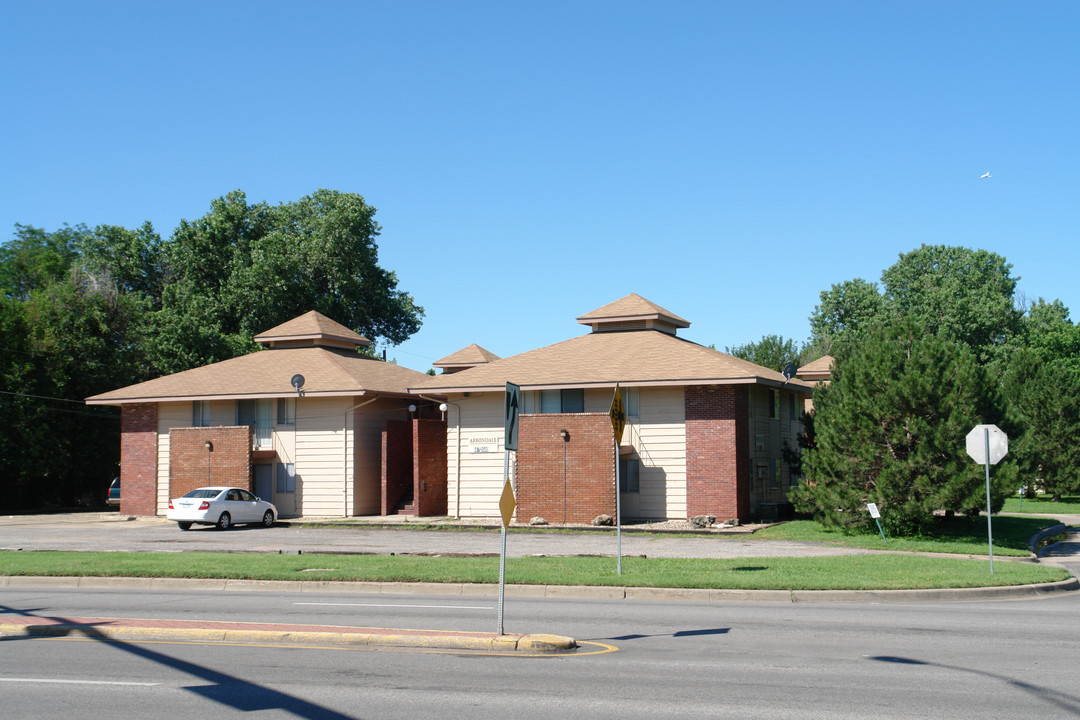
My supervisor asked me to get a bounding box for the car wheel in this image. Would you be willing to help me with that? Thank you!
[216,512,231,530]
[178,522,192,531]
[261,510,275,528]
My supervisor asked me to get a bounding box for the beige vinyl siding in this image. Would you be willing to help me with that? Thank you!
[446,393,506,519]
[353,398,408,515]
[293,397,352,517]
[156,402,192,514]
[623,387,686,519]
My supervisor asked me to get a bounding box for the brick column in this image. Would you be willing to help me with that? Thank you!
[517,414,613,524]
[414,418,448,516]
[685,385,749,522]
[120,403,158,516]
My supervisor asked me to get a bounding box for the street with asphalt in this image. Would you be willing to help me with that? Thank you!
[2,513,1080,718]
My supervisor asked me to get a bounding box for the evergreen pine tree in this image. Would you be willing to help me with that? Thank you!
[1002,350,1080,501]
[793,319,1008,535]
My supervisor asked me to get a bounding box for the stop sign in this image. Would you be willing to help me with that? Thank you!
[966,424,1008,465]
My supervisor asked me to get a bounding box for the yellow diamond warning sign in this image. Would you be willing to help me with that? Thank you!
[610,384,626,443]
[499,478,516,529]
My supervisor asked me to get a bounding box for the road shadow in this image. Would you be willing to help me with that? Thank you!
[0,604,359,719]
[870,655,1080,716]
[599,627,730,641]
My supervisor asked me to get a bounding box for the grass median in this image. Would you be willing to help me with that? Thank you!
[0,550,1070,590]
[753,515,1050,556]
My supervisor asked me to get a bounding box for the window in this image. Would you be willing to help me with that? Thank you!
[625,388,640,418]
[277,398,296,426]
[789,392,799,420]
[237,399,272,448]
[276,462,296,493]
[192,400,209,427]
[538,389,585,414]
[619,457,640,493]
[770,389,780,419]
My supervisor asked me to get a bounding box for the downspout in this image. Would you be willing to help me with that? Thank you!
[418,394,459,519]
[342,395,382,517]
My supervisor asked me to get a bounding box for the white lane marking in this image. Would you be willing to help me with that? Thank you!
[294,602,492,610]
[0,678,160,686]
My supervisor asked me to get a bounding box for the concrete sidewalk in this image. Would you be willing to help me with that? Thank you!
[0,612,577,653]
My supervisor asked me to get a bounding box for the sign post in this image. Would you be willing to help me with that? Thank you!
[867,503,887,542]
[610,385,626,575]
[496,477,516,635]
[965,424,1008,575]
[498,383,521,634]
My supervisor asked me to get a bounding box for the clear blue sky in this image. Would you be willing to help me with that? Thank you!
[3,1,1077,372]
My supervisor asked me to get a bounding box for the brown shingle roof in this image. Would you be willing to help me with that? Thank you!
[253,310,371,347]
[87,347,431,404]
[412,330,811,393]
[576,293,690,329]
[798,355,834,374]
[433,344,501,369]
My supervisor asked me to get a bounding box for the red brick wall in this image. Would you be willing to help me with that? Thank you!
[381,420,412,515]
[517,413,614,524]
[685,385,749,522]
[120,403,157,516]
[414,418,448,516]
[169,426,253,500]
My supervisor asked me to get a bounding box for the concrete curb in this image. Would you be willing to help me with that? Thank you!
[0,620,577,654]
[2,574,1076,603]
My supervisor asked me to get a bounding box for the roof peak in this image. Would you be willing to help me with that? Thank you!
[254,310,371,350]
[576,294,690,334]
[433,344,501,373]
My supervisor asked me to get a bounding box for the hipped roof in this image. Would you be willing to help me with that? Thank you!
[87,310,427,405]
[433,343,501,369]
[87,347,430,404]
[412,327,812,394]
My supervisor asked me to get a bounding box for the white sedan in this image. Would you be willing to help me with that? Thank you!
[166,486,278,531]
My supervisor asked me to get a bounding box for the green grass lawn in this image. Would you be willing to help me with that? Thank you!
[0,550,1069,590]
[755,515,1061,556]
[1000,495,1080,514]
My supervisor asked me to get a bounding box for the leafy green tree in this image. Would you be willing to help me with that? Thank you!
[1002,350,1080,501]
[724,334,803,371]
[78,222,164,303]
[807,246,1022,365]
[880,244,1021,361]
[0,273,148,509]
[808,278,884,355]
[793,319,1009,535]
[152,189,423,373]
[1016,298,1080,378]
[0,224,85,299]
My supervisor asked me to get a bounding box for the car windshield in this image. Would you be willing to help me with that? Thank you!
[183,489,223,499]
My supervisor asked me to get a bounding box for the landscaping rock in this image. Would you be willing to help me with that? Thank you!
[529,517,549,526]
[592,514,614,526]
[689,515,716,529]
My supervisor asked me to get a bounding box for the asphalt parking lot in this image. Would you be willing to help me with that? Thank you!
[0,512,873,559]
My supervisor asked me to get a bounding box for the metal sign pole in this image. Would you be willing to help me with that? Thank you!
[498,450,510,635]
[615,438,622,575]
[984,427,994,575]
[498,383,519,636]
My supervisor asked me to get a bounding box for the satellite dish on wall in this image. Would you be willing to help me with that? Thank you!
[782,363,798,383]
[291,374,306,396]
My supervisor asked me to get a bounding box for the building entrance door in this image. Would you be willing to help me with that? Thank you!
[254,464,272,503]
